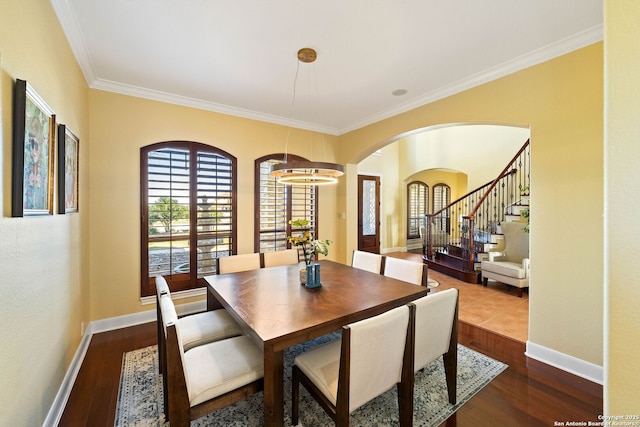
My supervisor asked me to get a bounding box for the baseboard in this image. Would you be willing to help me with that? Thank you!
[43,331,92,427]
[525,340,603,385]
[45,298,207,425]
[381,246,407,254]
[91,299,207,333]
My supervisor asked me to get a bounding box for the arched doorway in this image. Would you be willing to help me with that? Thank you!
[355,123,530,342]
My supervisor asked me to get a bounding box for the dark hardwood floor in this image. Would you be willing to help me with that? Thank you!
[58,260,602,426]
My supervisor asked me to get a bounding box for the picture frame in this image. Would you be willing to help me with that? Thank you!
[12,79,56,217]
[57,124,79,214]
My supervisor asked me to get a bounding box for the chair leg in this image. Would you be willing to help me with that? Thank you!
[443,351,457,404]
[396,381,414,427]
[517,288,523,297]
[482,277,488,287]
[335,409,350,427]
[292,366,300,425]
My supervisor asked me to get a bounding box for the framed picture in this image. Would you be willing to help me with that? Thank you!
[12,79,56,217]
[57,124,79,214]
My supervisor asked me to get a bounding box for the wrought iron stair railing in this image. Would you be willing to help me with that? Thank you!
[425,138,530,275]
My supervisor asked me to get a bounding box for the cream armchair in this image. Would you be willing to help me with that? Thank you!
[480,221,530,297]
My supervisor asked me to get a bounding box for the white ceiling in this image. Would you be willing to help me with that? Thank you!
[51,0,602,135]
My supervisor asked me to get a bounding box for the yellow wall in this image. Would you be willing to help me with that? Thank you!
[88,90,340,319]
[357,146,468,252]
[407,169,467,209]
[339,44,604,369]
[400,124,530,189]
[0,0,89,425]
[7,0,639,420]
[356,124,528,252]
[604,0,640,414]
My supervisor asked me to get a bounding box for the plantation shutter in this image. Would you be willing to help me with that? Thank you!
[407,182,428,239]
[255,155,318,253]
[195,150,234,276]
[141,142,236,296]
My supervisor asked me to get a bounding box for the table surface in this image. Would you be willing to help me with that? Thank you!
[204,259,429,426]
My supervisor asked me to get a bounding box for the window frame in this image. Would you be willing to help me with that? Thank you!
[407,181,429,239]
[432,183,451,232]
[140,141,237,297]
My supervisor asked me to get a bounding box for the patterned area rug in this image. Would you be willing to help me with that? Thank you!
[115,334,506,426]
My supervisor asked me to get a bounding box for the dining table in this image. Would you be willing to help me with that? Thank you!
[204,259,429,426]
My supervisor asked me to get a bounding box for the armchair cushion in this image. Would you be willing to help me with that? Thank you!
[480,260,527,279]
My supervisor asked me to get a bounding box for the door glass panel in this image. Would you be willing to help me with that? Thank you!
[362,179,376,236]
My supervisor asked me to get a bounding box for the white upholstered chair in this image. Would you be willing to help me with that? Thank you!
[412,288,459,404]
[155,276,243,416]
[158,295,264,425]
[218,252,261,274]
[263,248,299,267]
[155,276,241,352]
[383,256,427,287]
[480,221,530,297]
[292,304,416,426]
[351,250,383,274]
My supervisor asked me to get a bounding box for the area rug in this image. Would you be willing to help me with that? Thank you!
[115,334,506,426]
[427,279,439,288]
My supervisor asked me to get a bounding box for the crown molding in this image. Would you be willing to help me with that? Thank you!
[50,0,97,84]
[90,78,340,135]
[52,0,602,136]
[338,24,604,134]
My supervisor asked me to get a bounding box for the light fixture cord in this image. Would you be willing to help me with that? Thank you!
[283,59,302,163]
[310,61,328,162]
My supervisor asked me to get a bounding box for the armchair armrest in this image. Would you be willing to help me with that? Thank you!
[523,258,530,276]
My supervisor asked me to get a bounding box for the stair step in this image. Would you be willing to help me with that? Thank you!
[434,251,467,270]
[508,205,528,215]
[504,214,526,222]
[426,258,481,284]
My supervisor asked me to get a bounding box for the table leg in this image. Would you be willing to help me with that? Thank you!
[263,346,284,426]
[206,287,223,311]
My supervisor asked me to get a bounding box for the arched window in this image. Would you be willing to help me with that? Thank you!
[407,181,428,239]
[140,141,237,296]
[254,154,319,253]
[432,183,451,232]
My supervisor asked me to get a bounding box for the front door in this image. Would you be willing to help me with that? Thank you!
[358,175,380,253]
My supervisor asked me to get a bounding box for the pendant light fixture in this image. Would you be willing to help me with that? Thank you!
[269,48,344,185]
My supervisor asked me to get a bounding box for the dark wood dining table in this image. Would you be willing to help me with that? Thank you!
[204,259,429,426]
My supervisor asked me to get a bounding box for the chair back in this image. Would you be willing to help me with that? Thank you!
[155,275,171,381]
[383,256,425,286]
[158,294,191,403]
[351,250,383,274]
[412,288,458,371]
[218,253,261,274]
[156,275,171,298]
[344,304,414,413]
[263,249,299,267]
[499,222,529,262]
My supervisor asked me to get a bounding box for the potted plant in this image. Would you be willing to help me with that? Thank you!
[287,218,331,285]
[520,185,530,233]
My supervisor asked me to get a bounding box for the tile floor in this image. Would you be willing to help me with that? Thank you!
[388,252,529,343]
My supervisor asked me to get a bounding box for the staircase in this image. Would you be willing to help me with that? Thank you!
[424,139,530,283]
